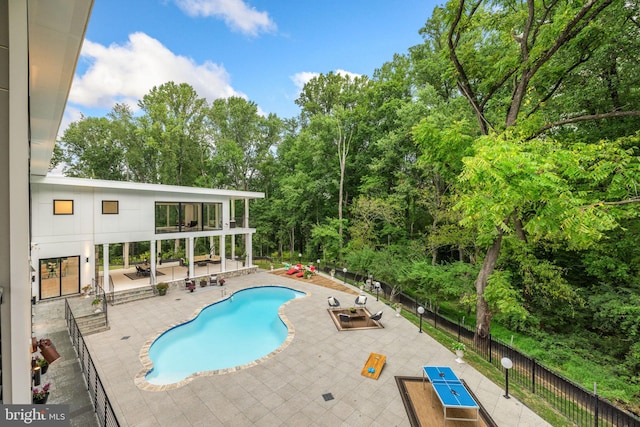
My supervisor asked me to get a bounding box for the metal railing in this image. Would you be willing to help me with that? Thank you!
[65,299,120,427]
[93,279,108,326]
[329,266,640,427]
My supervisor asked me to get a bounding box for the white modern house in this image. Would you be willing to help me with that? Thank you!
[1,0,263,404]
[30,176,263,301]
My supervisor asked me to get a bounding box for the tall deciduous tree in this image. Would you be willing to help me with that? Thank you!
[207,97,281,191]
[422,0,640,339]
[55,115,126,180]
[296,72,371,253]
[137,82,209,186]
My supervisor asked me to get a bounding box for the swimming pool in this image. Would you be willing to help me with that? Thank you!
[144,286,306,385]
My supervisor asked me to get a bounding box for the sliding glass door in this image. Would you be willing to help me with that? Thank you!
[39,256,80,299]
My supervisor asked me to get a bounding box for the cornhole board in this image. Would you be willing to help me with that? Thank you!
[361,353,386,380]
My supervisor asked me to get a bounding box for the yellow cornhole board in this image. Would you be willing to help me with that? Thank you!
[361,353,386,380]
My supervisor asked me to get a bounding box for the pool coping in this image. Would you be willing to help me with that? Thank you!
[134,284,309,391]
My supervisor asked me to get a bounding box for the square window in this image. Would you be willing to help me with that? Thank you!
[53,200,74,215]
[102,200,119,214]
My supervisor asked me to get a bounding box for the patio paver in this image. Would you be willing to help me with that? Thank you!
[37,270,552,426]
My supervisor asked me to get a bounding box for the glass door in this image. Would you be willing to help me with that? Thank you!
[39,256,80,299]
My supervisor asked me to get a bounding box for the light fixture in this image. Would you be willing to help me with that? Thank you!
[33,365,41,386]
[38,339,61,365]
[342,267,347,284]
[417,306,425,333]
[501,357,513,399]
[85,257,89,263]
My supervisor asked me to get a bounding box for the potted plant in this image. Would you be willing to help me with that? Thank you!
[200,277,208,287]
[34,356,49,375]
[394,303,403,317]
[92,298,103,312]
[32,383,50,404]
[156,283,169,296]
[82,284,91,298]
[218,278,225,286]
[185,279,195,292]
[453,342,466,359]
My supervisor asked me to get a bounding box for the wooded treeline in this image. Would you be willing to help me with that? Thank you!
[55,0,640,410]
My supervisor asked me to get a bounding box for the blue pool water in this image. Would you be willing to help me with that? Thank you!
[145,286,305,385]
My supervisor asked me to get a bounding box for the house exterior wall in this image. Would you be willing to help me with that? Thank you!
[30,177,263,299]
[1,0,33,404]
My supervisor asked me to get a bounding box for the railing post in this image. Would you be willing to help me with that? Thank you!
[594,384,598,427]
[489,334,492,364]
[532,359,536,394]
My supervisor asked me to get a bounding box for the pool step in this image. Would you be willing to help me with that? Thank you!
[109,287,156,305]
[76,312,109,335]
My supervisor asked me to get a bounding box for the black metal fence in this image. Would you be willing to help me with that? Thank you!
[329,268,640,427]
[65,300,121,427]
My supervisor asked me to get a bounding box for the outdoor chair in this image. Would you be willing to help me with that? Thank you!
[338,313,351,327]
[369,310,383,326]
[355,295,367,308]
[327,296,340,308]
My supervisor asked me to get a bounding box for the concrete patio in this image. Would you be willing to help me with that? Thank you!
[35,270,552,426]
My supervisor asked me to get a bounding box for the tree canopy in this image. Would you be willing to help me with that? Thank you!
[56,0,640,411]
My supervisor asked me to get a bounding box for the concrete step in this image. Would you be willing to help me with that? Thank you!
[76,312,109,335]
[109,287,156,305]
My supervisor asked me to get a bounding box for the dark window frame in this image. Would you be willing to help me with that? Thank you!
[53,199,74,215]
[102,200,119,214]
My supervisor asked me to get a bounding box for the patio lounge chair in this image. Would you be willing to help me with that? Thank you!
[327,296,340,308]
[369,310,383,326]
[355,295,367,308]
[338,313,351,327]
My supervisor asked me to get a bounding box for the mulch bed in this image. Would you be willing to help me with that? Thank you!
[269,269,359,295]
[395,376,497,427]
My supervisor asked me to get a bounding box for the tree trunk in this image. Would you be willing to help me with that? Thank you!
[474,229,503,342]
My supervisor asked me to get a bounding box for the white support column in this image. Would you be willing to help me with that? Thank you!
[244,198,249,228]
[150,240,156,285]
[103,244,110,292]
[246,233,253,267]
[4,0,30,403]
[123,242,130,268]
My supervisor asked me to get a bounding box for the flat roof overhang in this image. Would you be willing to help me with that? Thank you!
[28,0,94,176]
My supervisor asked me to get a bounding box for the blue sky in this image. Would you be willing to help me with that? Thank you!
[64,0,439,130]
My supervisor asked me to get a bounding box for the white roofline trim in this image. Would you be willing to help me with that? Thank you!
[30,176,265,199]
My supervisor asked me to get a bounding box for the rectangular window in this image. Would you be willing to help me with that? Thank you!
[155,202,207,233]
[102,200,119,214]
[53,200,74,215]
[155,202,180,234]
[203,202,223,230]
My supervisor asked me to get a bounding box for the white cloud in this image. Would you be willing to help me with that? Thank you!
[291,71,319,92]
[69,32,245,112]
[174,0,276,36]
[291,69,363,92]
[335,69,362,80]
